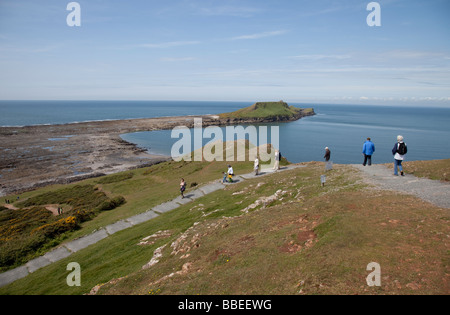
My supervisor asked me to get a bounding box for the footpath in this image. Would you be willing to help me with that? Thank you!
[352,164,450,209]
[2,163,448,288]
[0,164,305,288]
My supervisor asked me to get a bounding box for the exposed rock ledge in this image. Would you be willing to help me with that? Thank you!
[0,109,315,196]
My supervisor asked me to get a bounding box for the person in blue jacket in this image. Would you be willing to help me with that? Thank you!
[362,137,375,166]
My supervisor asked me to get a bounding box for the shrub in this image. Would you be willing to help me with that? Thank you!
[0,233,47,271]
[18,185,109,210]
[1,184,125,271]
[97,173,134,184]
[97,196,126,211]
[31,216,79,238]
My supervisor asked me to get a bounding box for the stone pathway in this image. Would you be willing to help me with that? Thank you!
[0,164,304,288]
[351,164,450,209]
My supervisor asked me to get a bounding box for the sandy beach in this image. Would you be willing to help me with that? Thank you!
[0,115,223,196]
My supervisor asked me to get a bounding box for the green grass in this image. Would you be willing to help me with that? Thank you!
[404,159,450,181]
[1,160,449,295]
[383,159,450,181]
[0,184,127,272]
[0,156,255,273]
[219,101,314,120]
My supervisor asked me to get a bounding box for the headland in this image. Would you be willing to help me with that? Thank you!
[0,102,315,195]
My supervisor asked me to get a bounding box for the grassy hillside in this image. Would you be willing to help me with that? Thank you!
[1,159,448,295]
[1,143,280,272]
[219,101,314,121]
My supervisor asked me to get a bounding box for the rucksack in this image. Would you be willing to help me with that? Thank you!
[397,143,407,155]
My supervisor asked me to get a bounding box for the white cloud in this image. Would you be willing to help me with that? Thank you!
[383,50,447,60]
[290,54,352,61]
[138,41,201,49]
[230,30,287,40]
[160,57,196,62]
[196,5,262,18]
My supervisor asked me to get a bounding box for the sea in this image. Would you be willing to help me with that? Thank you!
[1,100,449,164]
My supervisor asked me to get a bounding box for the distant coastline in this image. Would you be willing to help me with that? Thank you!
[3,102,450,196]
[0,103,315,196]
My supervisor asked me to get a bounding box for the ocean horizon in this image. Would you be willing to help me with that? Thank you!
[1,100,449,165]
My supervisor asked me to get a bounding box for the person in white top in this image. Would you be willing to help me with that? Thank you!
[254,157,259,175]
[392,135,408,176]
[227,165,234,176]
[273,150,281,170]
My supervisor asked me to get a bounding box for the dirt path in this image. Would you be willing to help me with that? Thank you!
[2,203,19,210]
[351,164,450,209]
[44,205,62,216]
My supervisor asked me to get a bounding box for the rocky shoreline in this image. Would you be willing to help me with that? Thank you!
[0,110,315,196]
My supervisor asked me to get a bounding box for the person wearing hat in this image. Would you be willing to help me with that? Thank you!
[362,137,375,166]
[392,135,408,176]
[324,147,331,162]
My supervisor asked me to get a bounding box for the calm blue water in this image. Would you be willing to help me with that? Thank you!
[0,100,248,127]
[121,104,450,164]
[1,101,449,164]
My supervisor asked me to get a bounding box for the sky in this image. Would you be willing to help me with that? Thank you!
[0,0,449,106]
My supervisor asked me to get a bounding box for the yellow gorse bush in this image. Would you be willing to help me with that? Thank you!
[31,216,78,236]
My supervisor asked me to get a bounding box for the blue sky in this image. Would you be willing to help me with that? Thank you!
[0,0,449,106]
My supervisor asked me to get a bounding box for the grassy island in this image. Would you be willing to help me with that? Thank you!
[219,101,315,122]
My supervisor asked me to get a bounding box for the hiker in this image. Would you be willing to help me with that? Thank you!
[180,178,186,198]
[227,165,234,183]
[254,157,260,175]
[362,137,375,166]
[324,147,331,162]
[273,149,281,170]
[222,172,228,183]
[392,135,408,176]
[227,165,234,176]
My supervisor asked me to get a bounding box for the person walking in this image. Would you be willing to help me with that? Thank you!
[254,156,260,175]
[362,138,375,166]
[227,165,234,176]
[392,135,408,176]
[180,178,186,198]
[226,165,234,182]
[324,147,331,162]
[273,150,281,170]
[222,172,228,183]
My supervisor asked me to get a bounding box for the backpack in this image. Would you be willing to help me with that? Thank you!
[397,143,407,155]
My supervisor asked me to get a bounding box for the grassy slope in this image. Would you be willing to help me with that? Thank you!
[219,101,313,120]
[1,161,448,295]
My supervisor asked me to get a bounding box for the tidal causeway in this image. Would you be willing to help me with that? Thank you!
[0,102,315,196]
